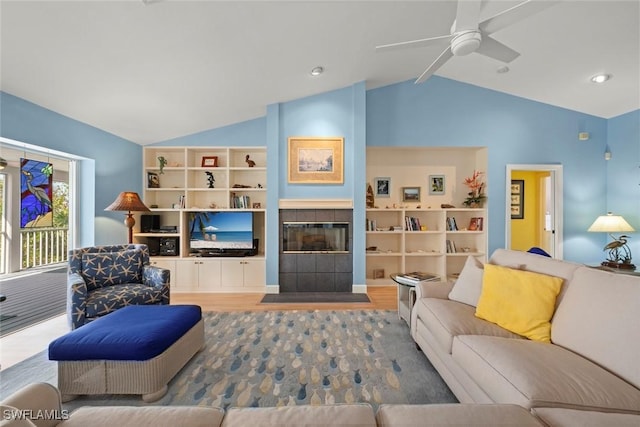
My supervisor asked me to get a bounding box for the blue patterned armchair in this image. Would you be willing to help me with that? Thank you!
[67,244,170,329]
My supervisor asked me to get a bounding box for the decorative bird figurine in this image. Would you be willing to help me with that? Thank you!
[604,235,632,264]
[245,154,256,167]
[157,156,167,174]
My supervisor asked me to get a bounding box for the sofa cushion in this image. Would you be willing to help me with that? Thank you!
[57,406,224,427]
[552,266,640,390]
[452,335,640,413]
[222,404,376,427]
[475,264,563,342]
[532,407,640,427]
[81,250,142,290]
[376,404,544,427]
[488,249,581,306]
[414,298,523,354]
[84,284,165,318]
[447,256,485,307]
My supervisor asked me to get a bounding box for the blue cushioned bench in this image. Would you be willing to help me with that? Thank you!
[49,305,204,402]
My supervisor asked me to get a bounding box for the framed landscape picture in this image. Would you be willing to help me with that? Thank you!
[402,186,421,202]
[288,137,344,184]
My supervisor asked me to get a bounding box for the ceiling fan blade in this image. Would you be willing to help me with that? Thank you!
[475,35,520,63]
[453,0,482,32]
[415,47,454,84]
[376,34,451,52]
[479,0,561,35]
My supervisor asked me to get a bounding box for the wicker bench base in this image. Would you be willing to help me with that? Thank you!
[58,318,204,402]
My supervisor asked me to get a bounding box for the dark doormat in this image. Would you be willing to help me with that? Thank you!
[261,292,370,303]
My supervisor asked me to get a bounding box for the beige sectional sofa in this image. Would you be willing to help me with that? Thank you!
[1,383,545,427]
[411,248,640,426]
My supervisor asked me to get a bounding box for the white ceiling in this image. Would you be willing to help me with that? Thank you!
[1,0,638,145]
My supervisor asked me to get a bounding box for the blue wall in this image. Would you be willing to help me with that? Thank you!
[367,77,610,264]
[606,110,640,264]
[3,74,638,276]
[0,92,142,246]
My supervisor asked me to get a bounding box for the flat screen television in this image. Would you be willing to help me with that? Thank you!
[189,211,254,253]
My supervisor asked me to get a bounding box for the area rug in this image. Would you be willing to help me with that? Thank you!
[0,310,456,410]
[260,293,370,303]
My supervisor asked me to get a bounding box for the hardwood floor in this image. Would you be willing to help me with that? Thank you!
[171,286,398,312]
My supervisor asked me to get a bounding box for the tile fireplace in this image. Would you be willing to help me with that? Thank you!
[279,209,353,292]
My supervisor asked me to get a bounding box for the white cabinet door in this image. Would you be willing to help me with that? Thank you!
[198,260,221,290]
[220,258,265,288]
[175,260,199,290]
[242,259,266,287]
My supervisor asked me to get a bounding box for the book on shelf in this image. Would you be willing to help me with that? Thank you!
[395,271,440,285]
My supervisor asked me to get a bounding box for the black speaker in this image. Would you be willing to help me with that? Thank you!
[159,237,179,256]
[147,238,160,256]
[141,214,160,233]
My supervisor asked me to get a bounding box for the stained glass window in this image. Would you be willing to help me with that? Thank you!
[20,158,53,228]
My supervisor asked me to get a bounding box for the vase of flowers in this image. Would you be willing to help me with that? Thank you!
[463,170,486,208]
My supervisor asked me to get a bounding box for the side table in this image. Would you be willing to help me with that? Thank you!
[391,274,416,325]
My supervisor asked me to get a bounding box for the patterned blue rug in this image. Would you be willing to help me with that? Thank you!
[2,310,457,410]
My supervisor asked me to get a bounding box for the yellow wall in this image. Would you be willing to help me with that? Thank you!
[510,171,549,251]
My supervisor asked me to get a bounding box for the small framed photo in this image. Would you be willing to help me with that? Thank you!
[201,156,218,167]
[429,175,445,195]
[147,171,159,188]
[252,202,261,209]
[374,177,390,198]
[402,186,421,202]
[373,268,385,279]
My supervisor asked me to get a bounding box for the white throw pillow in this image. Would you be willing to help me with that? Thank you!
[448,256,484,307]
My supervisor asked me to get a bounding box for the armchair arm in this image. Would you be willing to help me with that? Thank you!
[414,280,454,300]
[67,272,88,330]
[1,383,64,427]
[142,265,170,304]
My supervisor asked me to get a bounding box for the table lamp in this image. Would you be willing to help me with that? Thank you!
[105,191,151,243]
[588,212,635,270]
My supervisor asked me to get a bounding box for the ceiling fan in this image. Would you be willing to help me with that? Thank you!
[376,0,560,84]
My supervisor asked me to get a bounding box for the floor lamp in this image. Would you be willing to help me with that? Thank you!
[105,192,151,244]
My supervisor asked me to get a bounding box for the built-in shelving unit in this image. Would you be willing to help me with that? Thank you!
[366,146,488,285]
[366,208,486,285]
[135,146,267,293]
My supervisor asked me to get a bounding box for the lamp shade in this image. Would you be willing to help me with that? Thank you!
[587,212,635,233]
[104,192,150,212]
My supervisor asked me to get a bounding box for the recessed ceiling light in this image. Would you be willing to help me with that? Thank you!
[590,74,612,83]
[310,66,324,76]
[496,65,510,74]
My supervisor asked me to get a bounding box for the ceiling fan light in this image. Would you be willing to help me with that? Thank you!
[591,73,612,83]
[451,31,481,56]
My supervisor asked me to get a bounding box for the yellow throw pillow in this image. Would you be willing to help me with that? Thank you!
[475,264,563,343]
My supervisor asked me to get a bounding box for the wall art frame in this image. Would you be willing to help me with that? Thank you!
[374,177,391,197]
[429,175,445,195]
[288,137,344,184]
[201,156,218,167]
[510,179,524,219]
[402,186,421,202]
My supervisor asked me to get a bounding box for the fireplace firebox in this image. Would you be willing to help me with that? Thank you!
[282,222,349,253]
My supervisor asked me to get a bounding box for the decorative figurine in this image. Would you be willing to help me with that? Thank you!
[157,156,167,174]
[245,154,256,167]
[257,183,263,188]
[205,171,215,188]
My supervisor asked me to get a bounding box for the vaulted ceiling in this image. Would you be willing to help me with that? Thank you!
[1,0,638,145]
